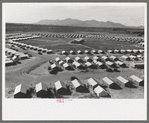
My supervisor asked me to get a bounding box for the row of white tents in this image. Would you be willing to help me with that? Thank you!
[6,33,21,37]
[6,40,53,54]
[32,33,87,38]
[48,56,128,73]
[31,33,144,43]
[13,75,144,98]
[5,48,29,65]
[61,49,144,56]
[6,34,41,41]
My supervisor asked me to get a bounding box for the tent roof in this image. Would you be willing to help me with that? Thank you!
[102,77,114,85]
[14,84,27,95]
[71,79,82,88]
[130,75,143,82]
[55,81,67,90]
[35,82,47,92]
[94,86,104,94]
[87,78,98,86]
[117,76,128,84]
[63,63,69,67]
[106,61,113,65]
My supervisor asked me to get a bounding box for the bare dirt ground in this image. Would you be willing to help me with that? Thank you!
[5,49,144,99]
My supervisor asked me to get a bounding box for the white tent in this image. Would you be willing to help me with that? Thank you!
[102,77,118,89]
[117,76,130,88]
[109,56,118,61]
[106,61,114,67]
[14,84,28,98]
[121,55,130,61]
[93,56,100,61]
[72,61,84,69]
[87,78,98,89]
[77,50,83,54]
[84,56,93,62]
[35,82,48,98]
[130,75,144,86]
[54,81,68,94]
[65,57,74,63]
[58,60,64,66]
[71,79,86,92]
[84,50,90,54]
[101,56,109,61]
[98,50,104,54]
[55,57,61,62]
[63,63,73,70]
[75,56,84,63]
[94,86,109,97]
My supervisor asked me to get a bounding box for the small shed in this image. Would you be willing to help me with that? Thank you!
[65,57,74,63]
[116,76,130,88]
[98,50,104,54]
[69,50,75,54]
[14,84,28,98]
[121,55,130,61]
[115,61,126,67]
[71,79,86,92]
[87,78,99,89]
[55,57,61,62]
[93,56,100,61]
[109,56,118,61]
[63,63,73,70]
[91,49,98,54]
[62,50,68,55]
[54,81,68,94]
[84,56,93,62]
[72,61,84,69]
[130,75,144,86]
[106,61,114,67]
[84,50,90,54]
[102,77,118,89]
[77,50,83,54]
[101,56,109,61]
[94,86,109,97]
[35,82,48,98]
[75,56,84,63]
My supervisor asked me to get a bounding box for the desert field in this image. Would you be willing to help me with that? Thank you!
[5,24,144,99]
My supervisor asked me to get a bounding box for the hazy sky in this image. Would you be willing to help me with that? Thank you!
[3,3,146,26]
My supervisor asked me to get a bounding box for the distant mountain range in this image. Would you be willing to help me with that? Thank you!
[34,18,144,29]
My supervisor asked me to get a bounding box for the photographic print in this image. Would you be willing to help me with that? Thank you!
[2,2,147,120]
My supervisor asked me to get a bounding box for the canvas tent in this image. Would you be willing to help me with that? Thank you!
[94,85,109,97]
[63,63,73,70]
[121,55,130,61]
[54,81,68,94]
[62,50,68,55]
[116,76,130,88]
[65,57,74,63]
[102,77,118,89]
[69,50,75,54]
[109,56,118,61]
[14,84,28,98]
[77,50,83,54]
[93,56,100,61]
[72,61,84,69]
[35,82,48,98]
[130,75,144,86]
[115,61,126,67]
[101,56,109,61]
[84,56,93,62]
[84,50,90,54]
[87,78,99,89]
[75,56,84,63]
[98,50,104,54]
[71,79,86,92]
